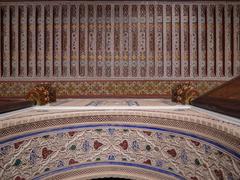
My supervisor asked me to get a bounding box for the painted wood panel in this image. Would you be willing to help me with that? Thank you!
[0,1,239,81]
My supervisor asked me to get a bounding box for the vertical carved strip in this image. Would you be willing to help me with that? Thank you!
[67,5,70,77]
[24,6,27,76]
[174,5,181,77]
[110,4,114,77]
[101,5,106,77]
[4,6,10,77]
[197,5,201,77]
[84,4,88,77]
[62,5,67,77]
[45,5,50,77]
[50,5,53,77]
[119,5,123,77]
[230,5,234,76]
[218,5,224,77]
[41,5,45,76]
[213,6,217,76]
[237,5,240,75]
[154,4,158,77]
[102,5,106,77]
[233,5,237,76]
[87,5,94,77]
[33,5,36,77]
[171,5,175,77]
[71,5,78,77]
[192,5,198,77]
[163,4,167,77]
[166,5,172,77]
[183,5,189,77]
[233,5,240,75]
[128,4,132,77]
[122,4,129,77]
[76,5,80,76]
[136,4,140,77]
[206,6,209,77]
[79,4,86,76]
[93,5,97,77]
[180,5,184,77]
[114,5,120,77]
[215,5,220,77]
[19,6,23,76]
[207,6,215,77]
[156,5,163,77]
[59,5,62,76]
[53,5,61,76]
[139,5,146,77]
[105,5,111,77]
[0,7,2,76]
[224,5,227,76]
[96,5,103,77]
[189,5,193,77]
[27,6,32,77]
[146,5,150,77]
[131,5,137,77]
[148,4,155,77]
[10,6,13,76]
[36,5,40,76]
[7,6,11,77]
[70,5,78,77]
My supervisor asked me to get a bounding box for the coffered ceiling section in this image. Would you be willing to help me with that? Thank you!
[0,1,240,81]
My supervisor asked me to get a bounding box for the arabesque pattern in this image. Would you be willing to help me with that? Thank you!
[1,126,240,180]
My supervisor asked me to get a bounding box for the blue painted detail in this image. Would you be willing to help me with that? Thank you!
[108,154,115,160]
[131,140,140,151]
[180,149,188,165]
[107,128,115,135]
[33,161,185,180]
[29,149,38,165]
[204,144,211,154]
[155,160,165,168]
[82,140,90,152]
[0,145,11,156]
[155,132,163,140]
[1,124,240,160]
[57,160,64,168]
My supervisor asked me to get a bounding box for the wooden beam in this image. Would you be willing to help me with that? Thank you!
[180,5,184,77]
[163,4,166,77]
[76,5,80,76]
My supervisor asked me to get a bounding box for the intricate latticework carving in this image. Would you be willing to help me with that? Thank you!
[0,124,239,180]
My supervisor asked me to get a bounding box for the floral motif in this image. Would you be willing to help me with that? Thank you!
[119,140,128,150]
[94,140,103,150]
[42,147,53,159]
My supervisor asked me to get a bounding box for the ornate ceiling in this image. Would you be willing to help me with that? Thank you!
[0,1,239,97]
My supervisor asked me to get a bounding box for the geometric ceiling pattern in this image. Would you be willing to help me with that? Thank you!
[0,1,240,81]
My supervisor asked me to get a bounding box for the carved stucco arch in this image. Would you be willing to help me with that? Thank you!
[0,110,239,180]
